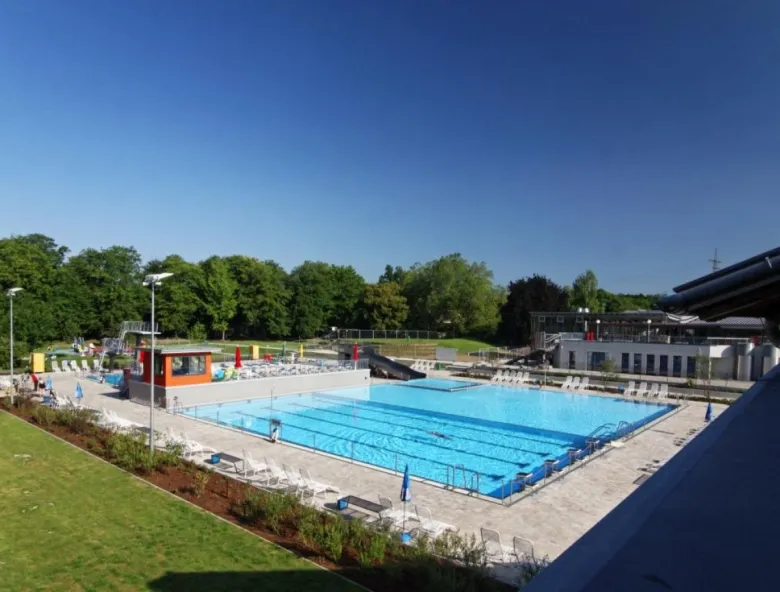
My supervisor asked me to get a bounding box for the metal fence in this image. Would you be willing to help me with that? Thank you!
[335,329,448,341]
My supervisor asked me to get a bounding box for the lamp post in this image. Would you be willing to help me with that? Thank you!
[596,319,601,341]
[143,273,173,454]
[6,288,23,405]
[646,319,652,344]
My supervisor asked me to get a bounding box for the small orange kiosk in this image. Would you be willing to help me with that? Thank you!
[138,346,220,387]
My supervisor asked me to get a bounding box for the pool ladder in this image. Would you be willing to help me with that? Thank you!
[446,464,480,496]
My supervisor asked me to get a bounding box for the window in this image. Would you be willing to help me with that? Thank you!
[633,353,642,374]
[171,355,207,377]
[568,351,576,370]
[686,356,697,378]
[659,355,669,375]
[646,354,656,375]
[589,351,606,371]
[672,355,682,377]
[556,316,564,324]
[621,353,630,372]
[153,354,164,377]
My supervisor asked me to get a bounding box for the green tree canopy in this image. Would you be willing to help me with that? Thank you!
[197,257,238,340]
[498,275,569,346]
[224,255,290,339]
[403,254,504,336]
[144,255,204,337]
[362,282,409,330]
[569,269,600,311]
[287,261,336,338]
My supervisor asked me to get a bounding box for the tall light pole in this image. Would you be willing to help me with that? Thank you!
[6,288,23,405]
[143,273,173,454]
[646,319,652,344]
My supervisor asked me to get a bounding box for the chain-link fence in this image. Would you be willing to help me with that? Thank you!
[335,329,448,341]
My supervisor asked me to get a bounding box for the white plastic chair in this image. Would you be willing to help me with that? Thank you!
[299,467,338,499]
[180,432,217,459]
[377,495,407,527]
[491,370,503,383]
[570,376,581,390]
[647,383,660,398]
[93,359,102,372]
[240,449,268,477]
[560,376,573,389]
[51,360,62,373]
[415,505,455,538]
[480,527,512,563]
[512,536,534,564]
[624,380,636,396]
[81,360,91,373]
[636,381,648,397]
[577,376,590,392]
[658,383,669,399]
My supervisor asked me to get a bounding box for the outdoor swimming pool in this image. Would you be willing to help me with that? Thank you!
[183,383,674,499]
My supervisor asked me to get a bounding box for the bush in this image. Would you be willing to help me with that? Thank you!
[32,405,57,428]
[188,323,207,342]
[105,431,155,473]
[54,407,94,435]
[316,515,345,562]
[516,556,550,588]
[193,470,212,498]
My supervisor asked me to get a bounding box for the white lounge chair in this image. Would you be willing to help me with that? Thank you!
[282,463,305,491]
[93,359,102,372]
[81,360,91,373]
[560,376,573,390]
[415,505,456,538]
[491,370,503,383]
[513,536,535,564]
[65,394,85,409]
[658,384,669,399]
[570,376,581,390]
[577,377,590,392]
[521,372,530,384]
[180,432,217,459]
[60,361,72,374]
[240,449,268,478]
[299,467,339,498]
[624,380,636,396]
[647,383,659,398]
[70,360,81,374]
[377,495,407,527]
[480,527,512,563]
[100,408,138,431]
[51,360,62,373]
[636,381,648,397]
[264,458,287,487]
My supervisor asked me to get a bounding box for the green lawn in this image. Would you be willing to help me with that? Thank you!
[0,413,359,592]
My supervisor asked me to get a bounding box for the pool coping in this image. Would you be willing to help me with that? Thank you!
[172,379,686,506]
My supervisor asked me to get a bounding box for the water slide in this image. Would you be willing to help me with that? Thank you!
[337,343,426,381]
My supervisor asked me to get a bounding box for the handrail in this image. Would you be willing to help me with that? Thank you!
[586,423,615,440]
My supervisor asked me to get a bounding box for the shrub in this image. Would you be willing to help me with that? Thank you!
[193,470,212,498]
[105,431,155,473]
[317,515,345,562]
[516,556,550,588]
[54,407,94,435]
[296,506,321,549]
[32,405,57,428]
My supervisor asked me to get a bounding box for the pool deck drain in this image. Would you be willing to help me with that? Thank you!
[55,374,726,564]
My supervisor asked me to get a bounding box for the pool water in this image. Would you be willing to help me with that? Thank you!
[183,383,673,498]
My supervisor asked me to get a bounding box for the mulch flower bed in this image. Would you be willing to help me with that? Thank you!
[3,397,521,592]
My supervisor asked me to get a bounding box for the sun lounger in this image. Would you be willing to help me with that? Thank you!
[93,359,102,372]
[560,376,573,389]
[415,505,456,538]
[636,381,648,397]
[81,360,91,373]
[576,376,590,391]
[299,467,339,498]
[480,527,512,563]
[51,360,62,373]
[647,383,659,398]
[658,383,669,399]
[377,495,407,527]
[624,380,636,396]
[570,376,581,390]
[491,370,503,383]
[240,449,268,478]
[282,463,305,491]
[180,432,217,459]
[513,536,535,563]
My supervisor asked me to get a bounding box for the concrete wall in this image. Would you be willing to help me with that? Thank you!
[558,340,766,379]
[128,370,370,410]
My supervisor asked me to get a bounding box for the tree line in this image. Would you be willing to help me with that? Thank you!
[0,234,662,357]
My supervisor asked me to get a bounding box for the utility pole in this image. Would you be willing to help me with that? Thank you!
[709,249,722,272]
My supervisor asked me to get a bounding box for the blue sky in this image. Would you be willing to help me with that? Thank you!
[1,1,778,293]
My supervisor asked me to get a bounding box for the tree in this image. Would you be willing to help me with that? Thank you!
[197,257,238,340]
[498,275,569,346]
[328,265,365,328]
[144,255,203,337]
[224,256,290,339]
[287,261,336,338]
[378,265,408,285]
[599,358,618,390]
[60,246,147,337]
[404,254,504,336]
[569,270,600,311]
[597,289,662,313]
[362,282,409,330]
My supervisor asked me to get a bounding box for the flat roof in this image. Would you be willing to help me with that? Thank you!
[136,346,223,355]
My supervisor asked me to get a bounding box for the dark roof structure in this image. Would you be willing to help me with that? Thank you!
[658,247,780,327]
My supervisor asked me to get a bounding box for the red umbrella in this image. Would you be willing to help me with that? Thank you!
[353,343,359,362]
[235,345,243,369]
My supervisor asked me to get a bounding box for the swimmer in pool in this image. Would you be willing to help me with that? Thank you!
[429,431,452,440]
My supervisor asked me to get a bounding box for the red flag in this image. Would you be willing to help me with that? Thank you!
[353,343,359,362]
[235,346,242,369]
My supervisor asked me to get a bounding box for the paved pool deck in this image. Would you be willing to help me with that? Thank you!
[49,374,725,564]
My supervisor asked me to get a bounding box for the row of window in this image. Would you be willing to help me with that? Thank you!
[572,351,698,377]
[153,355,208,377]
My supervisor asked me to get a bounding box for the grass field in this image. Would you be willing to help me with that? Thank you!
[0,413,359,592]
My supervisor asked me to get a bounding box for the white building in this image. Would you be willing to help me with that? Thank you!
[532,310,778,381]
